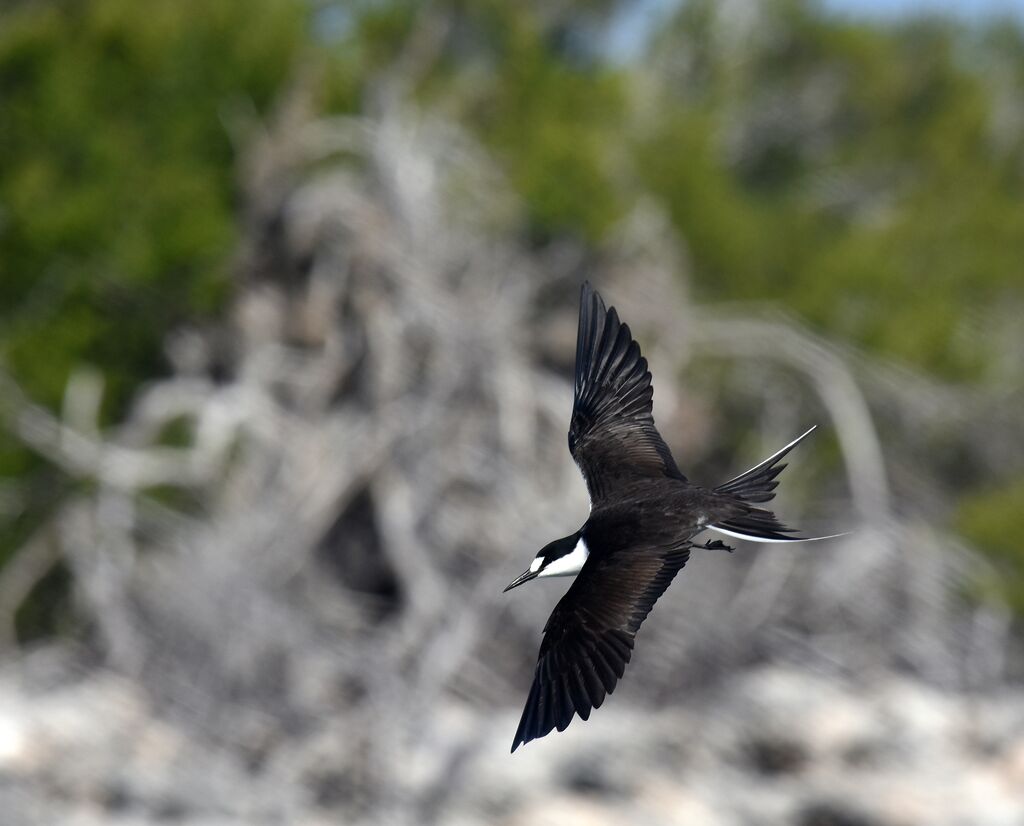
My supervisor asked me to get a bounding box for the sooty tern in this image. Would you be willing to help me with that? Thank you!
[505,282,843,752]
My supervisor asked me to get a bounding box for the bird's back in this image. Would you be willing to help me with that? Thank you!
[583,477,737,557]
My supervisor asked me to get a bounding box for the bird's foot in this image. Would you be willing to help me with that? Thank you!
[699,539,734,553]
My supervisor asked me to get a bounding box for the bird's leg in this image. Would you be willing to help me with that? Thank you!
[698,538,734,553]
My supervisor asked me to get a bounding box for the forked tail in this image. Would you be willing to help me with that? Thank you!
[708,426,844,544]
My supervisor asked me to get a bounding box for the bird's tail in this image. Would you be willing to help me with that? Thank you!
[708,427,843,544]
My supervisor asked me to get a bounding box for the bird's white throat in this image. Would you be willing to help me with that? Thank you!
[538,537,590,578]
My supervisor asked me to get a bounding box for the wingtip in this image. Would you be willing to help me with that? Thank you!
[579,280,605,311]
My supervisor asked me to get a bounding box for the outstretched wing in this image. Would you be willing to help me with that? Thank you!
[511,544,690,752]
[570,282,684,504]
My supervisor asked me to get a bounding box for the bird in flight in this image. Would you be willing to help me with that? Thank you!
[504,282,842,752]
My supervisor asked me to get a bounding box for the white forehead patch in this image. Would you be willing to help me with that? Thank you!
[538,537,589,578]
[529,557,544,573]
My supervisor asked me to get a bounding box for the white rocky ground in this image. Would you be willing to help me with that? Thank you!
[2,650,1022,826]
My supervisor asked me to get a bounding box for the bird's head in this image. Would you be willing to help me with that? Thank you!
[504,531,589,592]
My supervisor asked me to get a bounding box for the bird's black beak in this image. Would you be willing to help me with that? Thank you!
[504,569,538,592]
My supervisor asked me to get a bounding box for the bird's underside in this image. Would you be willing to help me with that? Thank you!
[508,282,840,752]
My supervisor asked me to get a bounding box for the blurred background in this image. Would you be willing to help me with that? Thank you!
[2,0,1024,823]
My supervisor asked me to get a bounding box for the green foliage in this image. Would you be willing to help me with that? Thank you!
[0,0,310,636]
[956,478,1024,611]
[323,1,1024,379]
[0,0,309,416]
[461,3,628,239]
[640,1,1024,380]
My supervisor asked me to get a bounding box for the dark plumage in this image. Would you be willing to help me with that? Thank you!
[505,282,841,752]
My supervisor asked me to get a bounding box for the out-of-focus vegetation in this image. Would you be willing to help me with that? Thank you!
[0,0,309,628]
[642,4,1024,381]
[0,0,307,415]
[2,0,1023,637]
[958,479,1024,611]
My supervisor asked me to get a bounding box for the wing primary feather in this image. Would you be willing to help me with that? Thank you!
[568,283,686,500]
[589,646,619,692]
[556,684,574,732]
[549,679,566,734]
[568,667,591,720]
[604,630,634,662]
[596,638,627,679]
[581,661,606,708]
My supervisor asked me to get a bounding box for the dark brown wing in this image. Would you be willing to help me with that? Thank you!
[570,282,684,504]
[511,543,690,752]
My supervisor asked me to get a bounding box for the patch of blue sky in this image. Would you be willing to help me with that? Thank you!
[822,0,1024,19]
[606,0,1024,62]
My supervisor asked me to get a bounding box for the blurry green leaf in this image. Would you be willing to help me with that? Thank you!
[957,478,1024,610]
